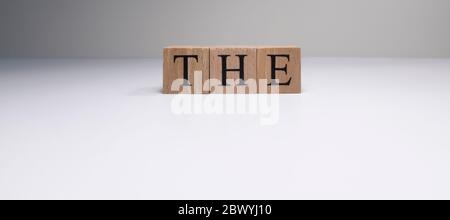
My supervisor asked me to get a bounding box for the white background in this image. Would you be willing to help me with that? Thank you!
[1,58,450,199]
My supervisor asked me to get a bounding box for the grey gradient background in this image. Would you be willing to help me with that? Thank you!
[1,0,450,58]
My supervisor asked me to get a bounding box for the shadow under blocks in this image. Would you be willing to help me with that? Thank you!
[163,46,301,94]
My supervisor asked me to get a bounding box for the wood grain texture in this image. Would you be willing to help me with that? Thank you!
[257,47,301,93]
[210,47,257,94]
[163,47,209,94]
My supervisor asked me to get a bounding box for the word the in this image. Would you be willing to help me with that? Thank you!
[163,46,301,94]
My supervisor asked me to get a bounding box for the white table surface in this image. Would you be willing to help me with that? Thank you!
[1,58,450,200]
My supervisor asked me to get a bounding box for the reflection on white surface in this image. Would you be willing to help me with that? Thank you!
[0,58,450,199]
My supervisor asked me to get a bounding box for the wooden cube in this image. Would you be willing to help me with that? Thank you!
[210,46,257,94]
[163,46,210,94]
[257,46,301,93]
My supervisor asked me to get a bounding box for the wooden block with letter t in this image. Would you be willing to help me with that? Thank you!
[257,46,301,93]
[163,46,209,94]
[209,46,257,94]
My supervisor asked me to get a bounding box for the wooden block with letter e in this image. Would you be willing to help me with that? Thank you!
[163,46,209,94]
[257,46,301,93]
[209,46,257,94]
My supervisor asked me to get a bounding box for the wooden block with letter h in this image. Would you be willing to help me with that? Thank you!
[163,46,301,94]
[209,46,257,94]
